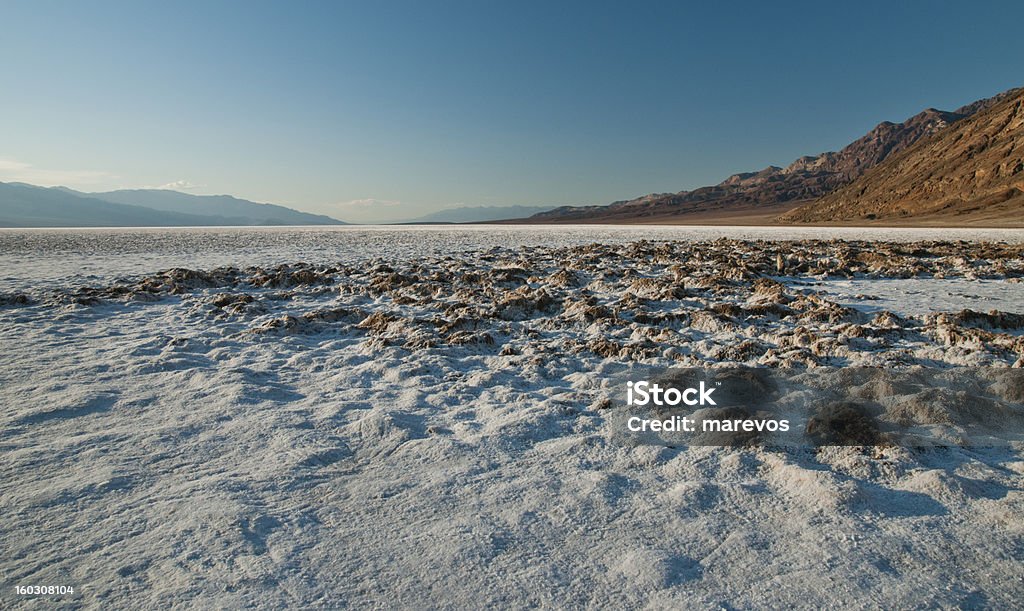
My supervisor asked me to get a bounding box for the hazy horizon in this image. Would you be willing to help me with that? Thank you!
[2,0,1022,223]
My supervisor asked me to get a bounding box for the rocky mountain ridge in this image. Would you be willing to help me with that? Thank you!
[783,88,1024,224]
[526,89,1015,223]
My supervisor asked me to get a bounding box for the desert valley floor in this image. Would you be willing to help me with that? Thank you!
[2,227,1023,608]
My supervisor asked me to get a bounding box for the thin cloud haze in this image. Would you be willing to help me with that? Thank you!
[147,180,203,191]
[337,198,401,208]
[0,157,112,187]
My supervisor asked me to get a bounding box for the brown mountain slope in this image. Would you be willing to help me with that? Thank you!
[522,89,1013,224]
[782,88,1024,225]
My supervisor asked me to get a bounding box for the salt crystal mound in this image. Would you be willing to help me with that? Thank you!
[3,239,1022,369]
[606,367,1024,448]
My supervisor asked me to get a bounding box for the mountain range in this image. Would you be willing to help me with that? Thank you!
[0,183,345,227]
[5,86,1021,228]
[399,205,557,224]
[521,86,1022,226]
[783,88,1023,224]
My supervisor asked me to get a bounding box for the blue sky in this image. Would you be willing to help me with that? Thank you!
[1,1,1021,222]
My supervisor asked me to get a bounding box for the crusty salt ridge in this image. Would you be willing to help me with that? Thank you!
[3,224,1024,292]
[2,239,1023,608]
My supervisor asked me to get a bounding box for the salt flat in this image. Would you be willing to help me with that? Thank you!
[1,231,1023,608]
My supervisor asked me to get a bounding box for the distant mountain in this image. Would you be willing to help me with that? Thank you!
[402,205,557,224]
[522,88,1016,224]
[782,88,1024,225]
[0,183,347,227]
[0,182,233,227]
[87,189,344,225]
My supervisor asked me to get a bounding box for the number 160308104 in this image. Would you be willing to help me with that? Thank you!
[15,585,75,596]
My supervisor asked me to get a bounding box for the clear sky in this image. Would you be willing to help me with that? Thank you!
[1,1,1021,223]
